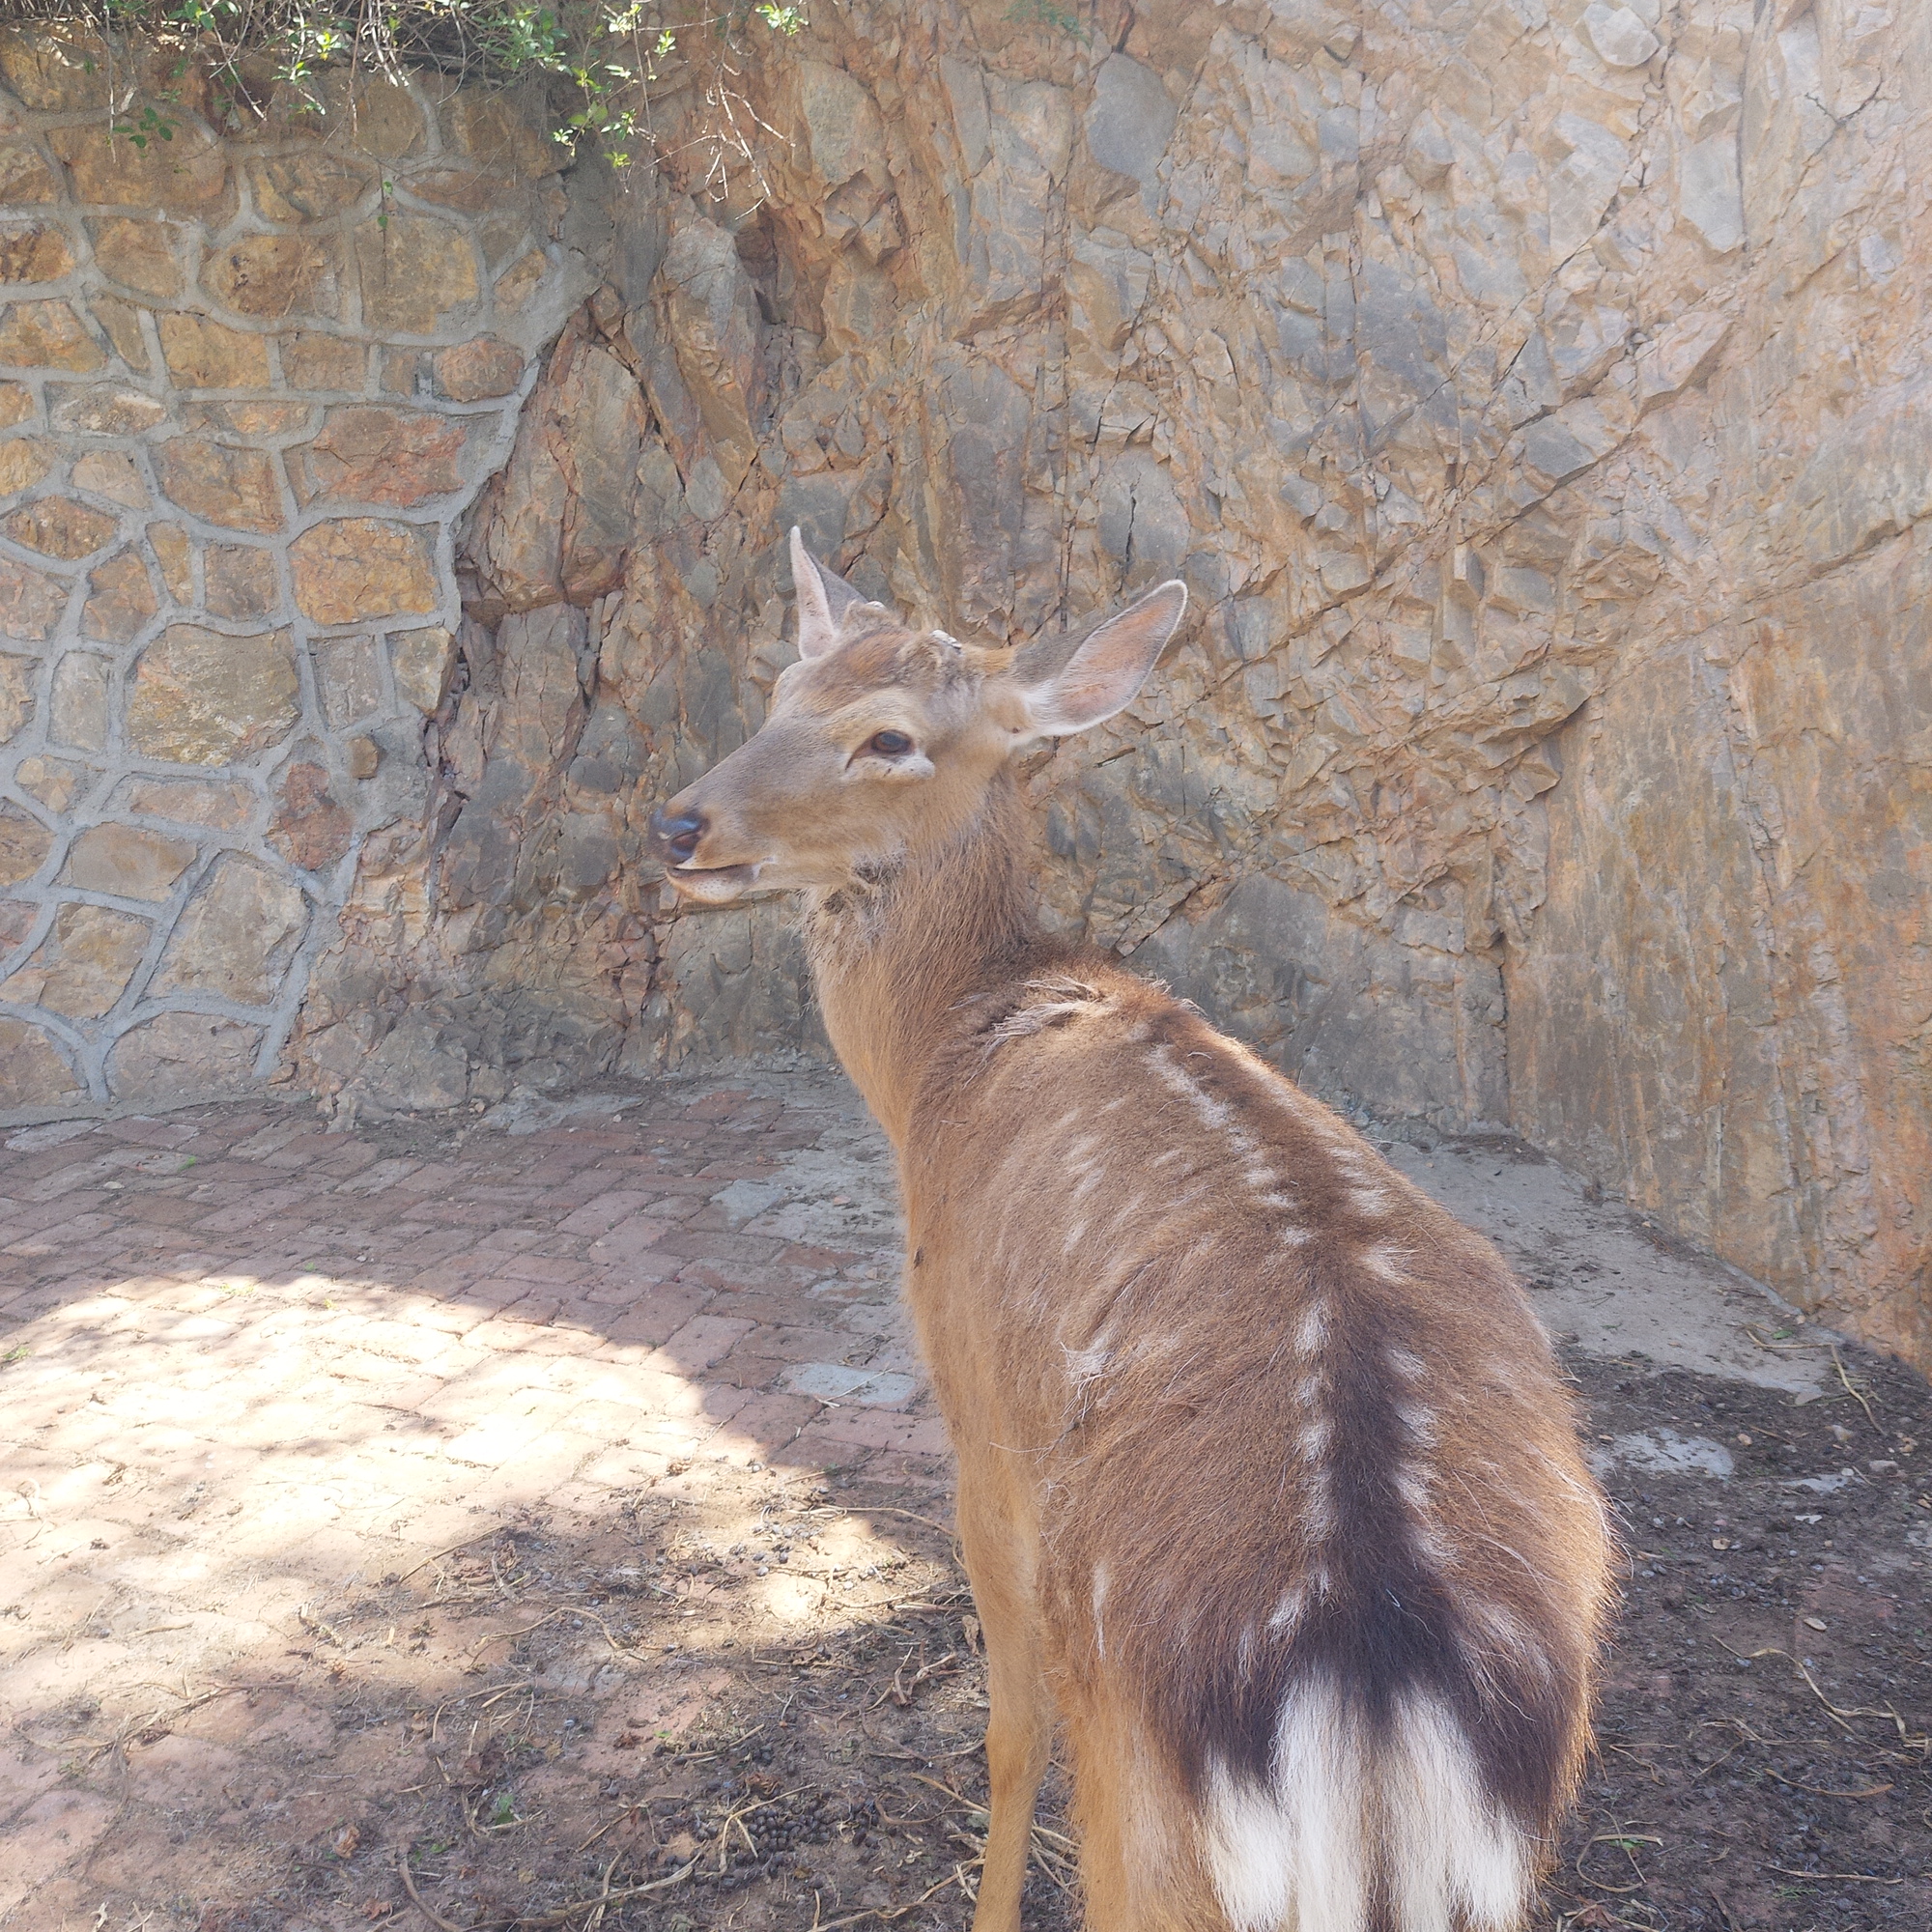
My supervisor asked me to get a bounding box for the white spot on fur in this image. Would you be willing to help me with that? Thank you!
[1395,1401,1438,1446]
[1294,1300,1328,1356]
[1266,1585,1305,1635]
[1062,1219,1088,1254]
[1298,1415,1332,1461]
[1363,1240,1408,1282]
[1348,1185,1392,1217]
[1203,1684,1534,1932]
[1387,1345,1428,1381]
[1092,1563,1109,1661]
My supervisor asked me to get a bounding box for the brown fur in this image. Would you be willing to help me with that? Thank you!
[655,588,1614,1932]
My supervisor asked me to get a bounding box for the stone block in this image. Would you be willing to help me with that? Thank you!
[154,851,306,1004]
[109,1010,264,1102]
[0,800,52,886]
[89,217,183,298]
[0,222,76,285]
[63,823,195,900]
[204,544,280,621]
[0,140,59,206]
[314,633,383,724]
[71,449,146,507]
[353,213,478,332]
[13,754,84,812]
[0,434,56,494]
[439,91,562,178]
[4,497,118,560]
[0,383,32,427]
[89,295,149,370]
[156,312,270,389]
[47,651,108,750]
[154,440,283,532]
[0,651,33,741]
[289,518,438,624]
[0,299,103,371]
[47,384,166,435]
[149,524,191,601]
[0,902,152,1017]
[291,405,468,508]
[281,330,367,393]
[659,219,761,486]
[433,336,524,401]
[0,23,118,108]
[1084,54,1178,185]
[0,553,68,641]
[283,71,425,160]
[246,152,375,222]
[388,625,455,713]
[493,248,547,312]
[267,757,353,871]
[114,775,254,830]
[0,1017,83,1107]
[128,624,299,765]
[201,232,341,323]
[49,119,231,219]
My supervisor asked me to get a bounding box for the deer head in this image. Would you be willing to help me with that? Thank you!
[648,529,1187,903]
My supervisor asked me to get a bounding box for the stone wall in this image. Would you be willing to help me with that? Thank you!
[0,28,589,1110]
[5,5,1927,1370]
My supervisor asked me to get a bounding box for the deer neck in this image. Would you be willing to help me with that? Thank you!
[803,770,1039,1144]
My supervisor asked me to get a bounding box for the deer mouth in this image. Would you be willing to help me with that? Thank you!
[664,860,765,903]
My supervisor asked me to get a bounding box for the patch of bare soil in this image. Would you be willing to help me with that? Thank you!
[1543,1344,1930,1932]
[29,1353,1923,1932]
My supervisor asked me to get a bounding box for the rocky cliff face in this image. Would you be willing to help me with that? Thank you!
[3,4,1924,1368]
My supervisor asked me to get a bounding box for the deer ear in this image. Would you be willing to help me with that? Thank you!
[790,526,870,659]
[1013,581,1187,736]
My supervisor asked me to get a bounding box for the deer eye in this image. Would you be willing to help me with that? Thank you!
[867,729,914,757]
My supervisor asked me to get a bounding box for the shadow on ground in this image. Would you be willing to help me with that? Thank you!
[2,1076,1927,1932]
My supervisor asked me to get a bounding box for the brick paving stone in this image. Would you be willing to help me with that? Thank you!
[0,1070,954,1918]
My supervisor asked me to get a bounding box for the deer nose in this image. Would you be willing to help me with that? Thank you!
[649,805,706,867]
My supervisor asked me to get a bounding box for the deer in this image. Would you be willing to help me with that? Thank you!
[649,531,1613,1932]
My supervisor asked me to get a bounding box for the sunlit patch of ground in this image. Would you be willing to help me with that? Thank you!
[2,1078,1926,1932]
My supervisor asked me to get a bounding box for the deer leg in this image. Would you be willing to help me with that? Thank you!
[957,1476,1052,1932]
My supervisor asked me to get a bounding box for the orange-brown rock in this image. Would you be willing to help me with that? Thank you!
[0,651,34,741]
[292,405,468,508]
[268,757,354,871]
[150,524,191,602]
[82,550,158,642]
[90,216,184,298]
[0,434,55,494]
[128,623,298,766]
[5,496,118,560]
[64,822,195,899]
[0,1015,83,1105]
[0,299,103,370]
[433,336,524,402]
[279,70,424,161]
[115,776,254,830]
[353,213,478,333]
[205,543,280,620]
[493,249,546,313]
[0,139,59,206]
[155,440,283,532]
[13,753,85,813]
[438,92,562,179]
[0,799,52,885]
[108,1010,265,1100]
[246,152,375,222]
[202,233,340,323]
[289,518,437,623]
[72,449,147,506]
[89,296,150,370]
[281,331,368,393]
[389,625,455,714]
[186,400,314,438]
[0,383,32,428]
[47,384,166,435]
[157,312,270,389]
[0,902,152,1017]
[154,851,306,1003]
[0,223,75,284]
[0,554,69,639]
[48,652,108,750]
[49,118,230,219]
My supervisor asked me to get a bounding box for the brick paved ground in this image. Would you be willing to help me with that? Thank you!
[0,1073,967,1931]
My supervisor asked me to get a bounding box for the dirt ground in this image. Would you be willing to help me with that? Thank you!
[2,1074,1926,1932]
